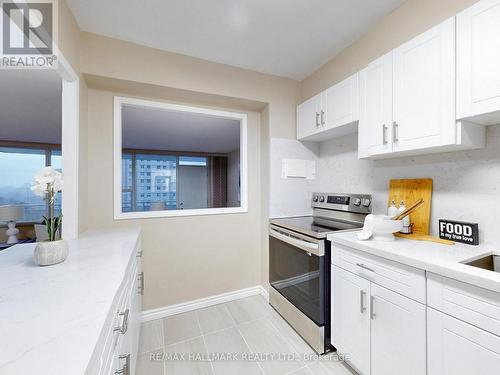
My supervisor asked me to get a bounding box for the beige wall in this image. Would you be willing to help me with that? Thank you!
[300,0,480,101]
[80,32,300,139]
[56,0,89,233]
[86,87,263,309]
[74,31,301,309]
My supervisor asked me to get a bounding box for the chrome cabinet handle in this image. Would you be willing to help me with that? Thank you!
[115,354,131,375]
[320,110,325,125]
[138,272,145,295]
[114,308,129,334]
[360,290,367,313]
[370,296,376,320]
[356,263,375,273]
[393,121,399,143]
[382,124,388,144]
[315,112,320,127]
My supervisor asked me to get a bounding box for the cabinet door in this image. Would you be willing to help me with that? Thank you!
[370,284,426,375]
[323,73,359,130]
[130,264,142,375]
[457,0,500,124]
[428,308,500,375]
[393,17,456,152]
[332,266,371,375]
[297,94,321,139]
[358,52,393,158]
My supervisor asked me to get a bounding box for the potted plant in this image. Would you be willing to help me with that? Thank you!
[31,167,68,266]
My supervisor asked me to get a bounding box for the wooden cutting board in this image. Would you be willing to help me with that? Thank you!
[388,179,433,235]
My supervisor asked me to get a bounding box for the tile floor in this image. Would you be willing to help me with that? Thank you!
[137,295,357,375]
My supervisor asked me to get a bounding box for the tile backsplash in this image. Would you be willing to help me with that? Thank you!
[316,125,500,248]
[270,125,500,247]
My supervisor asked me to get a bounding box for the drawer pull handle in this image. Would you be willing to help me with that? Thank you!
[360,290,367,314]
[138,272,145,295]
[370,296,376,320]
[356,263,375,273]
[114,308,129,334]
[115,354,131,375]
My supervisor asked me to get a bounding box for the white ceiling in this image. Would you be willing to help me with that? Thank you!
[0,70,62,144]
[122,105,240,154]
[67,0,405,80]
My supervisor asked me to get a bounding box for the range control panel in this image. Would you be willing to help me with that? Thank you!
[312,192,372,214]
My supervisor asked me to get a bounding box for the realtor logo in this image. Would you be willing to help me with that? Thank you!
[1,0,58,69]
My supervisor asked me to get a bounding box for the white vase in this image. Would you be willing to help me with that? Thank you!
[33,239,69,266]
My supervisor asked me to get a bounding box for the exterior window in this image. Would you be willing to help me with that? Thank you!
[0,146,62,222]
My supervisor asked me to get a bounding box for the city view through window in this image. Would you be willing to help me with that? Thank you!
[0,147,62,222]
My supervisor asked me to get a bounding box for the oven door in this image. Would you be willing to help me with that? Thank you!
[269,225,325,326]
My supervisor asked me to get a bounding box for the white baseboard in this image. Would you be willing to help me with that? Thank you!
[142,285,269,322]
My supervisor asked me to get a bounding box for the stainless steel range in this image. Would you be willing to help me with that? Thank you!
[268,192,372,354]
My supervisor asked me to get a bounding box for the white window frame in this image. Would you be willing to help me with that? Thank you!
[113,96,248,219]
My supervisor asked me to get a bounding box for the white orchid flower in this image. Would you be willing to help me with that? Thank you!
[31,167,64,194]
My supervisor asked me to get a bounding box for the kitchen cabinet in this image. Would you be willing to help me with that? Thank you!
[457,0,500,124]
[359,17,485,159]
[297,93,322,139]
[88,249,143,375]
[297,74,359,142]
[332,246,426,375]
[370,284,426,375]
[332,265,371,375]
[358,53,393,158]
[392,17,456,153]
[427,308,500,375]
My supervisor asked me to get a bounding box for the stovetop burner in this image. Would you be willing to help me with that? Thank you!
[269,192,372,239]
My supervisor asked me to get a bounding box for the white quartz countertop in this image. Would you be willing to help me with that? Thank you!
[0,227,141,375]
[328,231,500,294]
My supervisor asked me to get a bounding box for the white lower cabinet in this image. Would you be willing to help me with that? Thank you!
[427,308,500,375]
[370,284,426,375]
[332,264,426,375]
[332,246,426,375]
[87,248,143,375]
[332,266,371,375]
[332,244,500,375]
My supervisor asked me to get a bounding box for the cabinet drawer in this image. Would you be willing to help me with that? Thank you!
[99,261,138,374]
[427,273,500,336]
[332,244,426,303]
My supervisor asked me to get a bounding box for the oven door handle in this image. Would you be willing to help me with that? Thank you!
[269,228,323,256]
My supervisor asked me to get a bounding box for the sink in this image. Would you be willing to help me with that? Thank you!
[465,255,500,273]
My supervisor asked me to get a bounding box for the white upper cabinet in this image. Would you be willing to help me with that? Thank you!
[297,93,321,139]
[359,17,485,159]
[323,73,359,131]
[297,74,359,142]
[392,17,456,153]
[358,52,393,158]
[457,0,500,124]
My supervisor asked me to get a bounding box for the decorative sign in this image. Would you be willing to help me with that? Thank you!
[439,220,479,245]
